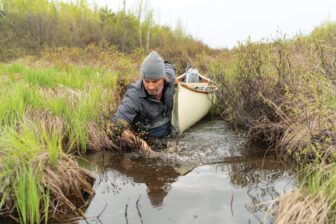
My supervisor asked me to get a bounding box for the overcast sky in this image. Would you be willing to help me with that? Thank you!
[92,0,336,49]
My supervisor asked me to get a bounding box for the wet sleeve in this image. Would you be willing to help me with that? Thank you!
[113,90,139,124]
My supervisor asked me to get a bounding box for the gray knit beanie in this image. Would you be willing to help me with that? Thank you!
[140,51,165,80]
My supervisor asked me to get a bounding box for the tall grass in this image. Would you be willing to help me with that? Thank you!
[0,50,132,222]
[66,86,103,152]
[0,58,126,152]
[213,33,335,161]
[0,119,94,223]
[1,23,333,222]
[14,165,44,224]
[211,23,336,222]
[273,164,336,223]
[0,121,56,223]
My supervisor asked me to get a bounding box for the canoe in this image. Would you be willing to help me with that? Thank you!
[171,70,218,133]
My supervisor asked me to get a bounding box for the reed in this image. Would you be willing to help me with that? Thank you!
[212,23,336,223]
[273,164,336,223]
[0,120,57,223]
[0,57,126,222]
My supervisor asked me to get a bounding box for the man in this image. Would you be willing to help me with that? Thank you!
[113,51,176,154]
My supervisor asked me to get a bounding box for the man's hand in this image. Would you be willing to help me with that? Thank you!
[121,129,155,155]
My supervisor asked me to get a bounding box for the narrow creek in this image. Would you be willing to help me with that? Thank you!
[63,120,297,224]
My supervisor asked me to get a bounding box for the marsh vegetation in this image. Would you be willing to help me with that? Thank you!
[0,0,335,223]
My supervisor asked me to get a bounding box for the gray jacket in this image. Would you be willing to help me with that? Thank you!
[114,62,176,137]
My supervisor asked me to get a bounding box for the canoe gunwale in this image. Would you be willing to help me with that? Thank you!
[178,82,218,94]
[176,73,219,94]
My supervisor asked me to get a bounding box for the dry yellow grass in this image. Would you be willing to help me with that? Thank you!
[26,110,65,136]
[87,122,119,151]
[274,190,331,224]
[40,153,94,214]
[0,153,94,218]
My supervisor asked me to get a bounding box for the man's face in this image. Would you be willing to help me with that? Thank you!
[143,78,164,97]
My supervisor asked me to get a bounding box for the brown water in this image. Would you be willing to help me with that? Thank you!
[65,120,297,224]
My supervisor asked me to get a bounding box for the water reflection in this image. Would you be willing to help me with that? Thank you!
[82,152,192,208]
[57,119,297,224]
[213,158,295,222]
[74,152,296,224]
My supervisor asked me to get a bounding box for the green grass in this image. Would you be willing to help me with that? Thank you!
[0,121,52,224]
[66,87,102,152]
[300,164,336,222]
[0,62,120,151]
[0,60,122,223]
[14,165,42,224]
[0,23,333,222]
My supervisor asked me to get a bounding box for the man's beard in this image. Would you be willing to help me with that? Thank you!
[148,85,163,97]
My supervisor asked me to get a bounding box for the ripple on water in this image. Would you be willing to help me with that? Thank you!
[163,119,246,164]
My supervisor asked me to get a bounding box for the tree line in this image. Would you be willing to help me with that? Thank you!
[0,0,210,60]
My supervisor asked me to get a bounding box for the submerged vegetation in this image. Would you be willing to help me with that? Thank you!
[0,0,335,223]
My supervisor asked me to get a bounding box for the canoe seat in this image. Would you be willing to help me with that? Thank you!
[194,85,210,91]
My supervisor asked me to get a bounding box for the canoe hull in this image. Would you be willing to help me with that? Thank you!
[172,84,215,133]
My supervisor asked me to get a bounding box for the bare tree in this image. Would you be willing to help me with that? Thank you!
[137,0,144,48]
[50,0,58,47]
[145,10,153,51]
[121,0,127,52]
